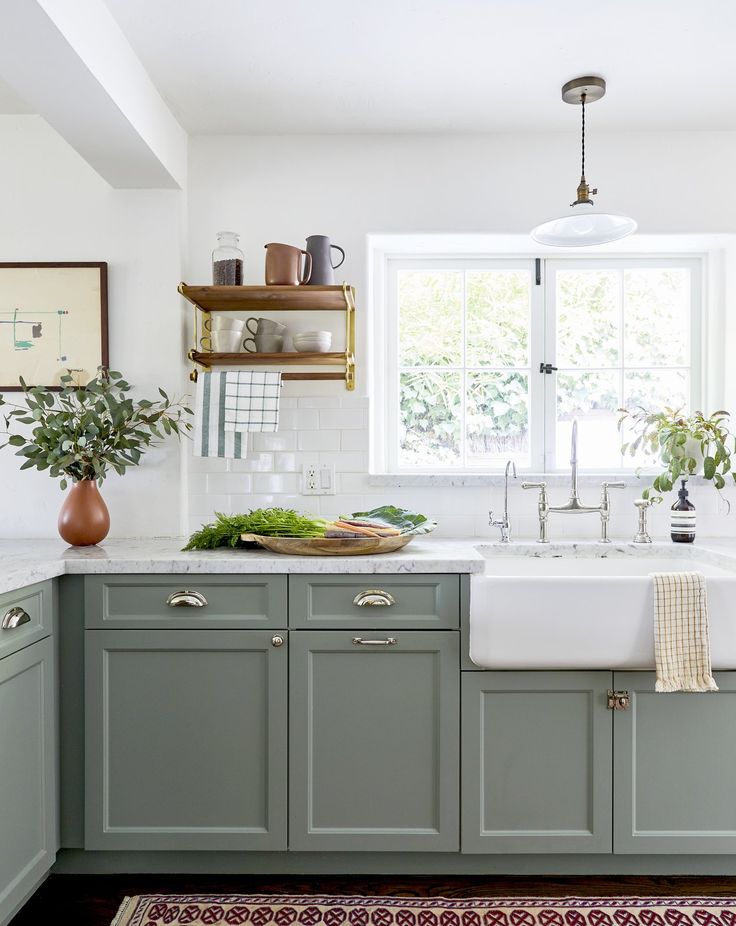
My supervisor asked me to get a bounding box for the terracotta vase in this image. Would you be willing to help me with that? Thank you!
[58,479,110,546]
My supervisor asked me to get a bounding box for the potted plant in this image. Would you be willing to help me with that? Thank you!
[0,368,192,546]
[618,406,736,501]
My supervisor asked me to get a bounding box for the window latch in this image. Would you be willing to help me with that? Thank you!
[539,362,558,374]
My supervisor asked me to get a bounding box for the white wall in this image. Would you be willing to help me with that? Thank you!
[185,132,736,540]
[0,115,187,538]
[2,124,736,540]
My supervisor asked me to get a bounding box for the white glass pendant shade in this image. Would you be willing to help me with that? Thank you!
[531,204,637,247]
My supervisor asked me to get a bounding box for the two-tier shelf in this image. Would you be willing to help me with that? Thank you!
[180,281,356,390]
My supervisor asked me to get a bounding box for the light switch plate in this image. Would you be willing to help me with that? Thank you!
[301,462,335,495]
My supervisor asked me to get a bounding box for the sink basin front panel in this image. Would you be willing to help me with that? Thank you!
[470,571,736,670]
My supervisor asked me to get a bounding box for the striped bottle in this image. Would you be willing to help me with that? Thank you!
[670,479,695,544]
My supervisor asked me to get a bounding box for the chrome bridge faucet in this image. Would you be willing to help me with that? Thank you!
[489,460,517,543]
[521,420,625,543]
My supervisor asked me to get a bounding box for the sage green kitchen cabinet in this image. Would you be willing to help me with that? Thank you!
[85,628,287,850]
[289,630,459,851]
[0,636,57,926]
[613,671,736,854]
[461,671,613,853]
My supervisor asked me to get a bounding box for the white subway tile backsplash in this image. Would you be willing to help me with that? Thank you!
[189,455,227,473]
[188,473,208,494]
[228,453,274,472]
[251,431,298,452]
[253,473,300,494]
[340,430,369,452]
[337,473,381,494]
[319,409,368,430]
[279,408,319,431]
[207,473,253,495]
[298,397,341,409]
[298,430,341,451]
[189,494,230,516]
[319,451,368,472]
[273,452,298,472]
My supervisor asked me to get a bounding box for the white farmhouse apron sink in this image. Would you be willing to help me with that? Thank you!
[470,549,736,670]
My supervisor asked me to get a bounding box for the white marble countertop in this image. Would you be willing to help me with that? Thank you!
[3,536,736,597]
[0,537,487,596]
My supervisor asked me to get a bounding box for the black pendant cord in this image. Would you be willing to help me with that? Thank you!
[580,92,586,180]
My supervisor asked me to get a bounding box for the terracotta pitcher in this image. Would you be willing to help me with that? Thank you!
[58,479,110,546]
[264,242,312,285]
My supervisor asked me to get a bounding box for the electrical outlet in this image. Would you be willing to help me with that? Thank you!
[301,462,335,495]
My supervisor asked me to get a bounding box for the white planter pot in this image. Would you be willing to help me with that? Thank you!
[670,436,704,476]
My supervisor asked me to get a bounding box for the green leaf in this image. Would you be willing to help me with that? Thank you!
[7,435,25,446]
[703,456,717,480]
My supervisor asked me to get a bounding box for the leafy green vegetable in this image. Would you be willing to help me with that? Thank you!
[344,505,437,535]
[183,509,328,550]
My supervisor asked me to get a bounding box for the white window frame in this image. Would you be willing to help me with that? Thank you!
[376,254,703,475]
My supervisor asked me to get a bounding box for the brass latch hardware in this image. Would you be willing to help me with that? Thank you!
[607,689,630,711]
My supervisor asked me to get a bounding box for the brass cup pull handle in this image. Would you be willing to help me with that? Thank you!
[352,589,396,608]
[2,606,31,630]
[352,637,397,646]
[166,590,208,608]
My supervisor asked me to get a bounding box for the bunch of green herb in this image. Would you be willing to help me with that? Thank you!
[0,369,192,489]
[184,509,329,550]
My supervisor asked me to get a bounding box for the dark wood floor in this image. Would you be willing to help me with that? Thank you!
[10,875,736,926]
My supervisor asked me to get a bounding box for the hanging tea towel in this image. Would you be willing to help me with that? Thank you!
[193,371,248,459]
[651,571,718,692]
[223,371,281,432]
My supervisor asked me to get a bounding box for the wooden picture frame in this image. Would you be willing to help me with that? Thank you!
[0,262,108,391]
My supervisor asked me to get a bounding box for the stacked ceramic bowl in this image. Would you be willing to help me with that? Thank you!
[293,330,332,353]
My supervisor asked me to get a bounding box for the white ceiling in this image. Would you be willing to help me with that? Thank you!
[97,0,736,135]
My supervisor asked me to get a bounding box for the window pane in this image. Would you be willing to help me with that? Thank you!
[624,370,689,414]
[466,371,529,467]
[466,270,530,367]
[399,370,461,466]
[624,269,690,366]
[556,371,621,468]
[398,271,462,366]
[556,270,620,368]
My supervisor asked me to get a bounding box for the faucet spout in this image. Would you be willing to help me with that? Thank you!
[570,419,579,502]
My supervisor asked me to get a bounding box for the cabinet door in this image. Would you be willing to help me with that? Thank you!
[0,638,57,926]
[614,671,736,854]
[462,671,612,853]
[85,629,287,850]
[289,630,459,851]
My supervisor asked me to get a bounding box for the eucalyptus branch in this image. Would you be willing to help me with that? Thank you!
[0,368,193,490]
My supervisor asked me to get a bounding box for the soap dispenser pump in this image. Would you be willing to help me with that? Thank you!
[670,479,696,543]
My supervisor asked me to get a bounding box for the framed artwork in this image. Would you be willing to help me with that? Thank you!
[0,262,108,391]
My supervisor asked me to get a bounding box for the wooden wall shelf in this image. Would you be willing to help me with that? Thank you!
[179,282,356,390]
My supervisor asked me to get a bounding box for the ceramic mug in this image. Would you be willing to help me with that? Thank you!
[212,329,245,352]
[244,334,284,353]
[245,317,287,337]
[204,316,245,333]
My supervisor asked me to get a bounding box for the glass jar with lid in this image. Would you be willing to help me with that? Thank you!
[212,231,244,285]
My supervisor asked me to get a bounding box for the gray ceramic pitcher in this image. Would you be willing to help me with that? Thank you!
[305,235,345,285]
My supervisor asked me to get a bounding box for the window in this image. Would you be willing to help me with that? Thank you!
[382,257,701,472]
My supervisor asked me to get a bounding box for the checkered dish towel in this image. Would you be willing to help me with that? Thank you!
[194,371,280,458]
[651,571,718,692]
[223,371,281,432]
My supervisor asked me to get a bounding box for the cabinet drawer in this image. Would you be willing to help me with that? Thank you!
[0,581,53,660]
[289,575,459,629]
[85,575,287,629]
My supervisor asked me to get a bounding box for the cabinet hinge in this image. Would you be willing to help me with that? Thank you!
[607,689,630,711]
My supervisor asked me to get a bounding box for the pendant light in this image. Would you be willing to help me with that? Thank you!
[531,76,637,247]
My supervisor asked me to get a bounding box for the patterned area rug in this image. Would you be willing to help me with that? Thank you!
[111,894,736,926]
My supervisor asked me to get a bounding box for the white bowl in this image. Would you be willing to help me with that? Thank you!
[293,331,332,353]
